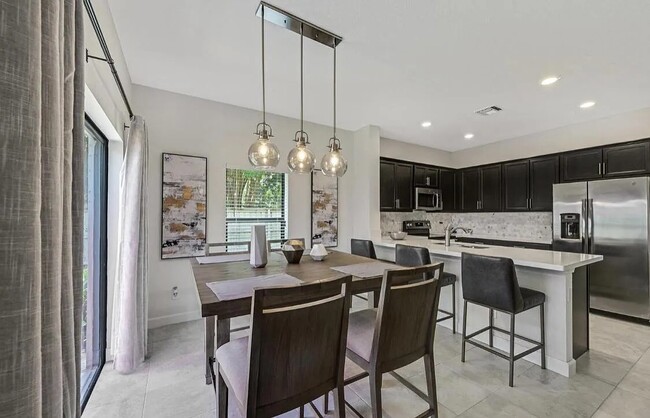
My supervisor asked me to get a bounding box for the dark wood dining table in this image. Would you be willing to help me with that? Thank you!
[190,250,394,417]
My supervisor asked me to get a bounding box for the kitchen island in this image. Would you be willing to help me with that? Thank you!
[374,237,603,377]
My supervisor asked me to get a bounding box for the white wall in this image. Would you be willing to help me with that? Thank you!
[380,137,454,167]
[131,85,379,328]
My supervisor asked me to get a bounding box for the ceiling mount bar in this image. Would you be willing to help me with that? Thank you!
[83,0,135,119]
[256,1,343,48]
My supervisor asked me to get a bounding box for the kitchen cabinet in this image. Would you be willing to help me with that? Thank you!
[379,160,413,211]
[503,160,530,211]
[603,141,650,177]
[461,168,480,211]
[529,155,559,211]
[440,168,456,211]
[480,164,502,211]
[413,165,439,187]
[560,148,603,182]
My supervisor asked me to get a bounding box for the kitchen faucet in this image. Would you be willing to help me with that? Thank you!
[445,224,473,246]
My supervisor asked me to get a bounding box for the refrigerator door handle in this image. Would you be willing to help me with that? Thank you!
[581,198,588,253]
[588,198,595,254]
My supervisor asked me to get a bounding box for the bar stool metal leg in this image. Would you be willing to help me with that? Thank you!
[509,313,516,387]
[451,282,456,334]
[489,308,494,347]
[540,304,546,370]
[424,353,438,417]
[461,300,468,363]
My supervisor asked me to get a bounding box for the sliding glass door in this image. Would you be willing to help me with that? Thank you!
[81,118,108,408]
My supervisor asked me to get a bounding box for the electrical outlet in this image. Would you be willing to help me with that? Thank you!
[171,286,179,300]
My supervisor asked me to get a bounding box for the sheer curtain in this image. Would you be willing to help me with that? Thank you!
[0,0,85,416]
[111,116,149,373]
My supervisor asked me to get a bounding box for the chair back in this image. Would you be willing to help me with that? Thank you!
[461,253,523,313]
[246,275,352,417]
[395,244,436,280]
[372,263,443,373]
[351,239,377,259]
[204,241,250,256]
[267,238,306,252]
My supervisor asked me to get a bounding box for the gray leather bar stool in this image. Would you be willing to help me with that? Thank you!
[395,244,458,333]
[350,239,377,303]
[461,253,546,387]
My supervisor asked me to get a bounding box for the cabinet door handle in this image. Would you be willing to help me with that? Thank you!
[476,201,479,210]
[426,176,430,186]
[396,198,400,209]
[603,162,606,174]
[598,163,602,175]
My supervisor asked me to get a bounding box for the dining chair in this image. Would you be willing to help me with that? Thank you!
[215,275,352,418]
[395,244,458,333]
[267,238,306,252]
[350,239,377,303]
[461,253,546,387]
[204,241,251,256]
[344,263,444,418]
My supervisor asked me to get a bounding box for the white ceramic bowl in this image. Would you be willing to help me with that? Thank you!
[390,231,407,240]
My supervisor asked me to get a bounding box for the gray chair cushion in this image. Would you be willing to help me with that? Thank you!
[440,272,456,287]
[520,287,546,311]
[351,239,377,259]
[346,309,377,362]
[215,337,249,409]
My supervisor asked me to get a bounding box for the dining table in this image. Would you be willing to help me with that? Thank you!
[190,250,402,417]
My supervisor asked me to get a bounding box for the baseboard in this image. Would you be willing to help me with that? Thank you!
[148,310,201,329]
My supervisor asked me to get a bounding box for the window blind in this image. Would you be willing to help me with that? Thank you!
[225,168,287,246]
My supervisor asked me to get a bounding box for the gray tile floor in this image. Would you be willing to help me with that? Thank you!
[84,307,650,418]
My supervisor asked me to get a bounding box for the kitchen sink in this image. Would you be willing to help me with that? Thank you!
[458,244,489,249]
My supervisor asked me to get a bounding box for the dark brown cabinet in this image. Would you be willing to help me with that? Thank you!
[440,169,457,211]
[560,149,603,182]
[380,160,413,211]
[480,164,502,211]
[503,160,530,211]
[529,156,559,211]
[461,168,480,211]
[413,165,439,187]
[603,142,650,177]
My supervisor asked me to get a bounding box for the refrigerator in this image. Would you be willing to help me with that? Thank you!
[553,177,650,320]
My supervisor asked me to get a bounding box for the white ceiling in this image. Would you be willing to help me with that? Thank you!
[108,0,650,151]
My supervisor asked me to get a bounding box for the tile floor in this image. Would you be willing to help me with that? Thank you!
[84,306,650,418]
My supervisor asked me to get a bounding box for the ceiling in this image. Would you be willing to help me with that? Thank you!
[108,0,650,151]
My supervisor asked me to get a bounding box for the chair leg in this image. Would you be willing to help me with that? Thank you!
[461,300,468,363]
[451,282,456,334]
[509,313,516,387]
[424,353,438,417]
[370,372,383,418]
[322,393,329,413]
[333,385,346,418]
[299,405,305,418]
[540,303,546,370]
[489,308,494,347]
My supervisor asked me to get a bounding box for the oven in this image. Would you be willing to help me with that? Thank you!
[415,187,442,211]
[402,220,431,237]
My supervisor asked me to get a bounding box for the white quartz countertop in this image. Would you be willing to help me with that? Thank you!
[374,237,603,272]
[449,233,552,245]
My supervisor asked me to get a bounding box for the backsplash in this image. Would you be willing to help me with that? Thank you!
[380,211,553,243]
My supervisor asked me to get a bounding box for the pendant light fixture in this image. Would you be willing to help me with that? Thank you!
[321,43,347,177]
[287,23,315,173]
[248,4,280,169]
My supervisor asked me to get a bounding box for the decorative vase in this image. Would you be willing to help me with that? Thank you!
[250,225,268,268]
[310,243,328,261]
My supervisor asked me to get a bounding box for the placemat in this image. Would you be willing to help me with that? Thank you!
[330,261,403,278]
[196,253,251,264]
[206,273,302,301]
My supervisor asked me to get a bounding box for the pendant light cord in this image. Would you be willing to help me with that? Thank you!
[261,5,266,126]
[333,43,337,139]
[300,23,304,135]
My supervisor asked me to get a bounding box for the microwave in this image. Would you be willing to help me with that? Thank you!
[415,187,443,211]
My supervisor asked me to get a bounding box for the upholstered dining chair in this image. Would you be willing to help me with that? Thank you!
[344,263,444,418]
[215,275,352,417]
[395,244,458,333]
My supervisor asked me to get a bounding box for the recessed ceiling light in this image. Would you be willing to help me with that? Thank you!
[540,76,560,86]
[464,133,474,140]
[579,101,596,109]
[421,121,432,128]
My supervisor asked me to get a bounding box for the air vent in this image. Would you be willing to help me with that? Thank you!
[475,105,503,116]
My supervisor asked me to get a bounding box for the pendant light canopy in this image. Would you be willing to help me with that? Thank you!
[248,4,280,170]
[287,23,315,173]
[321,44,347,177]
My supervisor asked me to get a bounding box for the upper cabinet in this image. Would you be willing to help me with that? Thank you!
[503,160,530,211]
[529,156,559,211]
[603,142,650,178]
[439,169,457,212]
[560,148,603,182]
[379,160,413,211]
[461,165,501,212]
[461,168,480,211]
[413,165,439,187]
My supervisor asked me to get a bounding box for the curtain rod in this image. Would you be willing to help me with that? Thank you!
[83,0,134,120]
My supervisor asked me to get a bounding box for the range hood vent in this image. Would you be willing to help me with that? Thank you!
[475,105,503,116]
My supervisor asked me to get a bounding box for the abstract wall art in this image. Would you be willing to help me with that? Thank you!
[311,171,338,247]
[161,153,207,259]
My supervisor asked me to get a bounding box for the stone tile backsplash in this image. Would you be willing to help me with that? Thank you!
[381,211,553,243]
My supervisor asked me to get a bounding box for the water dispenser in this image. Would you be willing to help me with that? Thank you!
[560,213,581,239]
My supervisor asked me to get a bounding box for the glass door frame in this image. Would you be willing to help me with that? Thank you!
[81,116,109,411]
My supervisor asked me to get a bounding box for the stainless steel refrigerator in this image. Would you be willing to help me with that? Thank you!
[553,177,650,320]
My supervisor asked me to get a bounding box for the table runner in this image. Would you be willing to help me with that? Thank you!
[330,261,403,278]
[206,273,302,301]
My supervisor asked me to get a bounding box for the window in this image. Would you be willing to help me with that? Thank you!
[81,118,108,409]
[225,168,287,247]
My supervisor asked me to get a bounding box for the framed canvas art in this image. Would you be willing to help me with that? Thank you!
[161,153,207,259]
[311,171,338,247]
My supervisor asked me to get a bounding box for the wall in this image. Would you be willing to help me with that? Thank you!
[380,137,454,167]
[381,212,553,244]
[132,85,379,328]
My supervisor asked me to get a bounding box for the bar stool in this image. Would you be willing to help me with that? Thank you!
[345,263,444,418]
[351,238,377,259]
[460,253,546,387]
[395,244,458,333]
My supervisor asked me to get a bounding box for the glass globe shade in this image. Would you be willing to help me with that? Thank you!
[248,138,280,169]
[320,149,348,177]
[288,143,315,173]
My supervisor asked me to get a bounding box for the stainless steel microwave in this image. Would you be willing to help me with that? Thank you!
[415,187,443,211]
